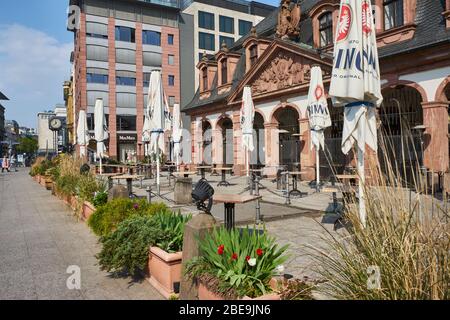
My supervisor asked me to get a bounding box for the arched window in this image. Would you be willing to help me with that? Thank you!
[202,67,208,91]
[249,45,258,67]
[384,0,404,30]
[319,12,333,47]
[221,59,228,85]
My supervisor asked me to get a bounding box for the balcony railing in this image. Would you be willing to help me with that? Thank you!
[140,0,180,9]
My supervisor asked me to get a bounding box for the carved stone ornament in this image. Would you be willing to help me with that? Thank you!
[276,0,301,40]
[252,52,304,95]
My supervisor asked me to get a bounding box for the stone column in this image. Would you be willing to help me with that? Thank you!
[135,22,144,161]
[263,122,279,177]
[211,128,223,165]
[299,118,315,180]
[108,17,117,160]
[422,102,449,173]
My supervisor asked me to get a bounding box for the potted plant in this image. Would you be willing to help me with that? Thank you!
[184,226,289,300]
[147,211,192,298]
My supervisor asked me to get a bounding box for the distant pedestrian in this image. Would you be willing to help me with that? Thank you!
[1,155,10,173]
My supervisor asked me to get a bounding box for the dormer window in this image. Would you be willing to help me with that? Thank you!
[384,0,404,30]
[221,59,228,85]
[202,67,208,91]
[249,45,258,67]
[319,12,333,47]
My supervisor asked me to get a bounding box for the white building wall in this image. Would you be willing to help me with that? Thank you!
[37,113,55,152]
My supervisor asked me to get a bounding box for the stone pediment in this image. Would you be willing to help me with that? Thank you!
[228,41,333,103]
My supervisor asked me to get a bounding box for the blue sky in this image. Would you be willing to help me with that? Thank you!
[0,0,280,128]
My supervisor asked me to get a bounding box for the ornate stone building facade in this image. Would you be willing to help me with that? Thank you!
[183,0,450,181]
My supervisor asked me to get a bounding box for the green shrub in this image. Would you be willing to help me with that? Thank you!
[184,226,289,299]
[92,191,108,208]
[55,174,79,197]
[97,215,162,276]
[88,199,169,237]
[97,211,192,277]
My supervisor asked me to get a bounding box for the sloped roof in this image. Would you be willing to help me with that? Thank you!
[0,92,8,100]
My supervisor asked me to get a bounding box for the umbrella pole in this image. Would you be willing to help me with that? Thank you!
[316,149,320,191]
[246,147,250,177]
[358,107,367,228]
[156,135,160,196]
[100,156,103,175]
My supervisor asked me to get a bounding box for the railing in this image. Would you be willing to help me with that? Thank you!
[140,0,180,9]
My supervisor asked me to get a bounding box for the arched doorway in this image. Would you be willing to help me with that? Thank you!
[445,83,450,171]
[218,117,234,167]
[202,120,212,164]
[379,85,424,185]
[273,106,300,167]
[253,112,265,167]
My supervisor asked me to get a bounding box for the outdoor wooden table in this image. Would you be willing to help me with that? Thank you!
[213,194,262,230]
[112,174,145,197]
[216,168,233,187]
[286,171,307,197]
[211,164,221,176]
[172,171,197,178]
[196,166,213,182]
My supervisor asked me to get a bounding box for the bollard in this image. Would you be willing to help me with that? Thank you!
[146,186,152,204]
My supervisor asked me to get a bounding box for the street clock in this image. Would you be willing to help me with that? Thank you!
[49,117,63,131]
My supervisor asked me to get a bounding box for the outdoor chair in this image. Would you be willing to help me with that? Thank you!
[192,180,215,214]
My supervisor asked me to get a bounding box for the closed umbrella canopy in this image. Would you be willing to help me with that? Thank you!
[329,0,382,226]
[241,86,255,152]
[172,103,182,167]
[142,111,152,157]
[329,0,382,153]
[147,71,166,156]
[76,110,90,157]
[307,66,331,152]
[94,98,109,158]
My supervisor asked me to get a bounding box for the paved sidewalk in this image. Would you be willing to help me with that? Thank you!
[0,169,163,300]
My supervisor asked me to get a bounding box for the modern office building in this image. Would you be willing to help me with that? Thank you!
[69,0,181,162]
[180,0,276,103]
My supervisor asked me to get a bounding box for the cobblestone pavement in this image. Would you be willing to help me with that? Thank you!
[0,169,163,300]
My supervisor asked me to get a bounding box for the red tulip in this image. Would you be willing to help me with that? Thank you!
[246,256,251,261]
[218,245,225,255]
[256,248,263,257]
[231,253,238,261]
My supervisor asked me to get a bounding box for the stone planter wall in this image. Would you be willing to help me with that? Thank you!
[198,279,281,301]
[147,247,183,298]
[82,201,96,221]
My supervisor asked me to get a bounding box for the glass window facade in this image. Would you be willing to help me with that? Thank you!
[168,75,175,86]
[87,73,108,84]
[319,12,333,47]
[199,11,215,30]
[116,115,137,131]
[116,48,136,64]
[86,22,108,39]
[142,30,161,46]
[219,36,234,49]
[116,77,136,86]
[168,96,175,107]
[384,0,404,30]
[86,45,108,62]
[168,34,174,45]
[199,32,215,51]
[168,54,175,65]
[239,20,253,36]
[219,15,234,34]
[115,26,135,43]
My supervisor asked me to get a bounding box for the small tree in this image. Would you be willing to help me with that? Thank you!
[16,136,38,155]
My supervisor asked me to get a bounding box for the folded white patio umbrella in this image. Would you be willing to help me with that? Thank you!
[307,66,331,189]
[172,103,182,170]
[94,98,109,174]
[241,86,255,177]
[147,71,167,195]
[329,0,383,227]
[142,111,152,157]
[76,110,90,158]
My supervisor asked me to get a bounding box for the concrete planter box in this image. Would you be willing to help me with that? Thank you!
[147,247,182,299]
[82,201,96,221]
[198,279,280,301]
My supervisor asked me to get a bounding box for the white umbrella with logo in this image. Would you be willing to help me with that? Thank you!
[76,110,90,158]
[94,98,109,175]
[142,110,152,157]
[329,0,383,227]
[307,66,331,190]
[241,86,255,177]
[147,71,167,195]
[172,103,182,171]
